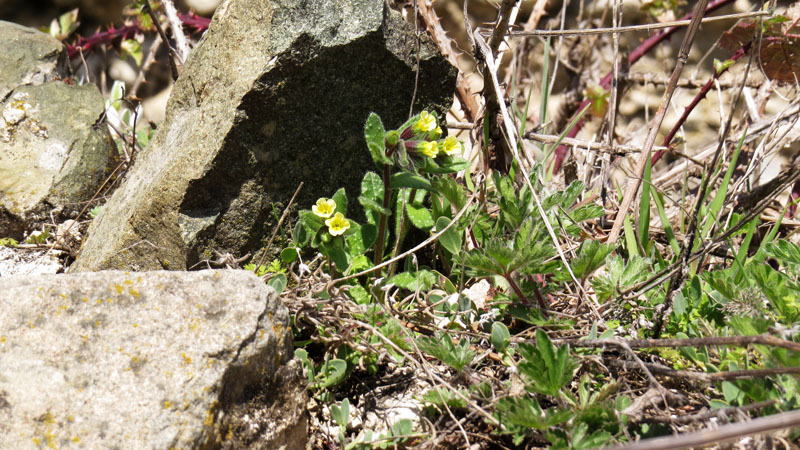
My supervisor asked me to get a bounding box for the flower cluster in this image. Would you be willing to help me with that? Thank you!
[312,198,350,236]
[402,111,465,160]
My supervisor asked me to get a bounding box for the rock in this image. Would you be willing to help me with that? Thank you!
[0,22,117,239]
[71,0,457,272]
[0,269,307,449]
[0,246,62,277]
[0,21,69,100]
[185,0,224,16]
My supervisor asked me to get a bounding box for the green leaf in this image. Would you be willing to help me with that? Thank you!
[702,130,746,238]
[433,156,470,173]
[490,322,510,353]
[390,172,433,191]
[638,155,652,250]
[462,251,505,277]
[298,210,325,235]
[544,180,584,210]
[365,113,390,165]
[417,335,475,371]
[517,329,578,397]
[346,223,376,255]
[422,387,468,409]
[0,237,19,248]
[332,187,348,216]
[359,172,387,224]
[569,204,604,223]
[764,240,800,265]
[714,58,736,75]
[495,396,572,430]
[435,217,462,255]
[387,270,437,291]
[281,247,298,263]
[294,348,315,383]
[331,398,350,427]
[592,255,651,302]
[121,39,143,66]
[432,177,466,210]
[317,358,348,389]
[750,264,800,321]
[555,240,613,281]
[267,274,287,294]
[406,202,434,230]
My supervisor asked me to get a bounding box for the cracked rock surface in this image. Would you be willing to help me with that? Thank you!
[0,269,307,449]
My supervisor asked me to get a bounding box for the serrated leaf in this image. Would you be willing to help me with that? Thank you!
[555,240,613,281]
[592,255,651,302]
[569,204,604,222]
[495,396,572,430]
[764,240,800,265]
[417,334,475,371]
[544,180,584,210]
[517,329,578,397]
[431,177,466,210]
[421,387,468,409]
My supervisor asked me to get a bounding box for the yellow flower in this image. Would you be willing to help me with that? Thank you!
[431,126,443,139]
[412,111,437,133]
[417,141,439,158]
[325,212,350,236]
[312,198,336,218]
[440,136,464,156]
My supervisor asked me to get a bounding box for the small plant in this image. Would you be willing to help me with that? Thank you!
[0,237,19,248]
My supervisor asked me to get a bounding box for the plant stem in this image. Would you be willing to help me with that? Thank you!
[505,273,549,317]
[388,188,416,278]
[373,163,392,268]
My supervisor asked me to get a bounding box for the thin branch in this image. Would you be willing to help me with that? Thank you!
[254,182,303,269]
[607,408,800,450]
[607,0,710,245]
[607,359,800,382]
[142,0,180,80]
[500,10,768,37]
[557,334,800,353]
[624,72,763,89]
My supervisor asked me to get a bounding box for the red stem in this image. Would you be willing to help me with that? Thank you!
[551,0,735,174]
[650,41,752,165]
[65,14,210,59]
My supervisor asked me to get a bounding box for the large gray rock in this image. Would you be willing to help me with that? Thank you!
[0,270,307,449]
[72,0,457,272]
[0,21,116,239]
